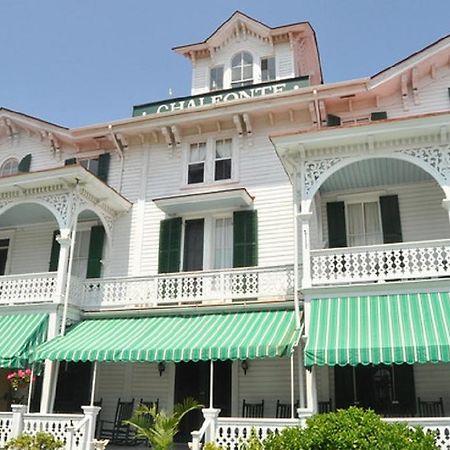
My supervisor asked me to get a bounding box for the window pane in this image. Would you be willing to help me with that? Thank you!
[347,203,364,247]
[214,218,233,269]
[0,248,8,275]
[231,67,241,82]
[72,230,90,278]
[188,163,204,184]
[215,139,232,158]
[243,52,253,65]
[0,158,19,177]
[243,65,253,80]
[364,202,382,245]
[231,53,241,68]
[262,57,276,81]
[215,159,231,181]
[189,143,206,162]
[210,66,223,91]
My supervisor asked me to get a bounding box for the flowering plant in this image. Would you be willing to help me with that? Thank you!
[7,369,32,391]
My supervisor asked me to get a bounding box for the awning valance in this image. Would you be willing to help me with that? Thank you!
[33,309,301,363]
[0,313,48,368]
[305,292,450,367]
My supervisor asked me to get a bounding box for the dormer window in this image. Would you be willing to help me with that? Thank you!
[261,57,276,82]
[231,51,253,87]
[210,66,224,91]
[0,158,19,177]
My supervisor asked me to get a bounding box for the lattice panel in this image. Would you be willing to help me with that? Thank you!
[311,241,450,285]
[0,274,57,304]
[215,424,286,450]
[0,415,12,446]
[425,425,450,450]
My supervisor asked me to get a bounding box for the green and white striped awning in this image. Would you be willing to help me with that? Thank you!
[0,313,48,368]
[32,309,301,363]
[305,292,450,367]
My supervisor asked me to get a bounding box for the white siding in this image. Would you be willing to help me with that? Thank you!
[191,60,209,95]
[275,43,294,79]
[414,363,450,412]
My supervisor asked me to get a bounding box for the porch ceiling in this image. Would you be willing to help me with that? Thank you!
[320,158,433,193]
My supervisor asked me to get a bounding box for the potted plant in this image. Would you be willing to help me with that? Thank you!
[7,369,33,404]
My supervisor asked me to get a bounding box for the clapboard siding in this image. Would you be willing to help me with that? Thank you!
[95,362,171,421]
[318,181,449,249]
[238,355,300,418]
[275,43,294,79]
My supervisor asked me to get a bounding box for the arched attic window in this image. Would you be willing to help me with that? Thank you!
[231,51,253,87]
[0,158,19,177]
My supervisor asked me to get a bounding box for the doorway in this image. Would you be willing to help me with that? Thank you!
[174,360,232,442]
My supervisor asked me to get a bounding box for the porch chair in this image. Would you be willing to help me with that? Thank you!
[276,400,299,418]
[417,397,445,417]
[318,398,333,414]
[242,399,264,418]
[139,398,159,412]
[98,398,136,445]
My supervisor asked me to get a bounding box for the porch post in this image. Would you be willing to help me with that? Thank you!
[209,360,214,409]
[298,343,306,409]
[90,361,98,406]
[81,405,101,450]
[441,198,450,228]
[290,354,295,418]
[10,404,26,437]
[305,366,318,414]
[298,212,313,288]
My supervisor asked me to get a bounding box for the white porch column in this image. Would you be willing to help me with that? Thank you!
[305,366,318,414]
[441,199,450,228]
[40,229,72,413]
[298,212,313,288]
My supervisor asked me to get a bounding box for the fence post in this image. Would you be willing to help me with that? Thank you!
[297,408,313,428]
[10,404,27,438]
[81,406,101,450]
[202,408,220,443]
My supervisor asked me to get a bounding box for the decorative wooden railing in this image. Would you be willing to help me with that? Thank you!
[0,405,99,450]
[81,265,294,310]
[0,272,57,305]
[311,239,450,285]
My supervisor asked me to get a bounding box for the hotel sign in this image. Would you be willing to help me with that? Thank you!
[132,76,309,117]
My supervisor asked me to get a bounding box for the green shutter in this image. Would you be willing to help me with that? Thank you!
[326,202,347,248]
[49,231,60,271]
[158,218,182,274]
[380,195,403,243]
[86,226,105,279]
[64,158,77,165]
[393,364,416,415]
[233,210,258,268]
[327,114,341,126]
[97,153,110,183]
[18,154,32,173]
[371,111,387,121]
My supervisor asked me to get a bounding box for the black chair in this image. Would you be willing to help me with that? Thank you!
[318,398,332,414]
[417,397,445,417]
[98,398,136,445]
[139,398,159,412]
[93,398,103,438]
[276,400,299,418]
[242,399,264,418]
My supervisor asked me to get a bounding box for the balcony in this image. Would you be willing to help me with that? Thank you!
[311,238,450,286]
[0,272,57,305]
[80,265,294,311]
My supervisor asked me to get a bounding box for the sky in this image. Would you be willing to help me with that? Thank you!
[1,0,450,128]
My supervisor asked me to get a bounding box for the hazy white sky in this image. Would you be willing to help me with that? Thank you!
[1,0,449,127]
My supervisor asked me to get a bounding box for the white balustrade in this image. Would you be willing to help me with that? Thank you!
[0,412,13,446]
[311,239,450,285]
[214,417,299,449]
[81,265,294,310]
[384,417,450,450]
[23,413,87,450]
[0,273,57,305]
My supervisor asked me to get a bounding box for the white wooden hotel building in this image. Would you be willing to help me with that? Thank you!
[0,11,449,449]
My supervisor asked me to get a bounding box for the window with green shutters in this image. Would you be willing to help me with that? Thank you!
[327,195,402,248]
[233,210,257,268]
[158,218,182,274]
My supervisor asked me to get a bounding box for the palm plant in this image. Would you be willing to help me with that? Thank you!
[124,397,203,450]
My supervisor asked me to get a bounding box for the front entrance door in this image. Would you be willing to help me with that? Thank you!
[174,360,232,443]
[335,364,416,416]
[54,362,92,413]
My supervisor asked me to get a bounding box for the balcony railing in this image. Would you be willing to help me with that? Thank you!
[0,272,57,305]
[311,239,450,285]
[80,265,294,310]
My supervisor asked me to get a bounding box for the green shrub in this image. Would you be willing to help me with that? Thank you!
[264,407,438,450]
[5,432,64,450]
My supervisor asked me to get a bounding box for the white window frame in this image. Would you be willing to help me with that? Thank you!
[0,230,15,275]
[343,194,384,247]
[260,56,276,82]
[231,51,254,87]
[209,65,224,91]
[0,157,19,177]
[179,211,234,271]
[182,135,238,188]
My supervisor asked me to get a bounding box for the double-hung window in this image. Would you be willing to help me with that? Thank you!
[261,56,276,82]
[214,217,233,269]
[231,51,253,87]
[186,138,235,186]
[187,143,206,184]
[346,201,382,246]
